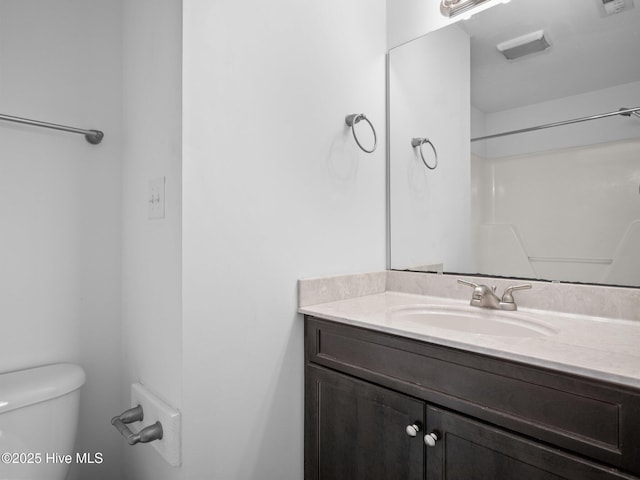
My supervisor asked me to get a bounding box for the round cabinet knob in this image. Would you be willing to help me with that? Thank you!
[424,432,439,447]
[405,423,421,437]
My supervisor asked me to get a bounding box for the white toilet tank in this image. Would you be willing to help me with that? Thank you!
[0,363,86,480]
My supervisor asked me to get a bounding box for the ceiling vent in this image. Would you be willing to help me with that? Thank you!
[496,30,551,60]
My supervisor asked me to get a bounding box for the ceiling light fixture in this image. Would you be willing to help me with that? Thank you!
[440,0,493,18]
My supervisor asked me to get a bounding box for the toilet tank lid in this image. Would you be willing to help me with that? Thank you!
[0,363,86,415]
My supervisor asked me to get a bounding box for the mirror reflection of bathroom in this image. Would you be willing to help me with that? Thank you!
[388,0,640,287]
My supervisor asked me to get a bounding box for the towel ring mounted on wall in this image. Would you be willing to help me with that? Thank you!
[345,113,377,153]
[411,137,438,170]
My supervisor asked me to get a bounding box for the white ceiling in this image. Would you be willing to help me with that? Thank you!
[461,0,640,112]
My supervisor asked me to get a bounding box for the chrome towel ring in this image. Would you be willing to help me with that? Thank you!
[411,137,438,170]
[345,113,377,153]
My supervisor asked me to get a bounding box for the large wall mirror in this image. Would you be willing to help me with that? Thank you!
[388,0,640,287]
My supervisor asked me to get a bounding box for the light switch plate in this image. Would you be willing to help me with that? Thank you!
[130,383,181,466]
[148,177,166,219]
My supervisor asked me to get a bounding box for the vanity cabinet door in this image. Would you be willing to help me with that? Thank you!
[426,406,637,480]
[305,365,425,480]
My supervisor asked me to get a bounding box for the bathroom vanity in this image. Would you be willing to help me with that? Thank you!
[299,272,640,480]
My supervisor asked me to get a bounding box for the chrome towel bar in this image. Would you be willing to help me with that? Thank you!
[0,113,104,144]
[111,405,163,446]
[345,113,377,153]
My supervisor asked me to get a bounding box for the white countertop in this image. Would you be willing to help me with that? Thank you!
[299,291,640,390]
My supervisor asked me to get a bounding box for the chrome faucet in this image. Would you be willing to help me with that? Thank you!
[458,279,531,311]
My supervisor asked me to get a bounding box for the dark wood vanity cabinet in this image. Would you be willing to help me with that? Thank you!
[306,364,424,480]
[304,316,640,480]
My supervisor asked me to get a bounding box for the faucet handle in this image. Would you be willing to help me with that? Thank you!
[458,279,497,292]
[501,284,532,309]
[457,279,478,289]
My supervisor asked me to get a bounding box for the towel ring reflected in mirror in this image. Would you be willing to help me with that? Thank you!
[411,137,438,170]
[345,113,377,153]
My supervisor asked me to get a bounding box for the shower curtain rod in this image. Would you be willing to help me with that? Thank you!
[471,106,640,142]
[0,113,104,144]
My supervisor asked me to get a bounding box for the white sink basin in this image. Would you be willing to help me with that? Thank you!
[388,304,557,338]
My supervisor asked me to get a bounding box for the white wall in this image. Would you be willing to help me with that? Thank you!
[0,1,123,479]
[120,1,183,479]
[182,0,387,478]
[389,25,471,272]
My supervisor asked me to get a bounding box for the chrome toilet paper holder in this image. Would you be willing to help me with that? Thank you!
[111,405,163,446]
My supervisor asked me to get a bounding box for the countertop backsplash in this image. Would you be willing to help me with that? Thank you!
[299,270,640,322]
